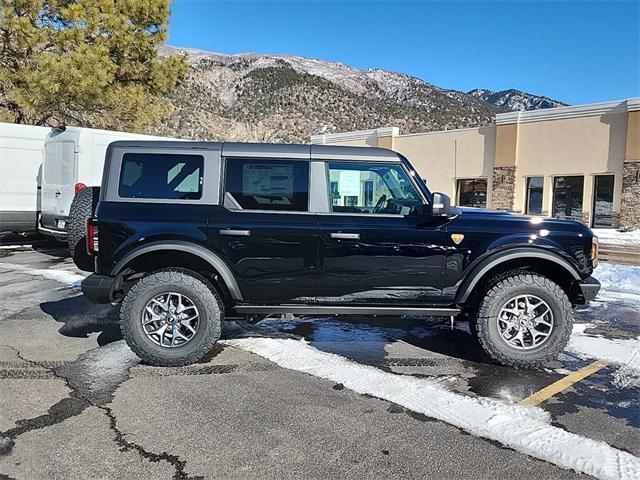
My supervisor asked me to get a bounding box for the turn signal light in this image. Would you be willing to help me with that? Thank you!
[75,183,87,194]
[590,236,599,267]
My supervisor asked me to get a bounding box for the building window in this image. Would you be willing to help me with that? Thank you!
[456,179,487,208]
[225,159,309,211]
[592,174,615,227]
[552,176,584,222]
[525,177,544,215]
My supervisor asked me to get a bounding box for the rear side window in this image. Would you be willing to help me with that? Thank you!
[225,159,309,211]
[118,153,204,200]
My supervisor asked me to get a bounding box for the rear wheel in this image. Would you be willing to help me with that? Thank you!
[120,270,223,366]
[472,273,573,368]
[68,186,99,271]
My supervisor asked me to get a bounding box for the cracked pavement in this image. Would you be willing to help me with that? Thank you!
[0,242,637,479]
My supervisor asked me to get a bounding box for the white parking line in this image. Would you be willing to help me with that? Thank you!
[223,337,640,480]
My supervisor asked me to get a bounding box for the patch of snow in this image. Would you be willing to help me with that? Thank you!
[0,262,86,287]
[223,337,640,480]
[593,263,640,296]
[595,229,640,247]
[567,323,640,374]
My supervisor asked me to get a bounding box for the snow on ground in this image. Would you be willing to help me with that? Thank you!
[595,229,640,247]
[0,262,84,287]
[223,336,639,480]
[592,262,640,297]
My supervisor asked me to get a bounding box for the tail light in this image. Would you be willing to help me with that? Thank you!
[75,183,87,194]
[590,236,599,268]
[86,218,99,255]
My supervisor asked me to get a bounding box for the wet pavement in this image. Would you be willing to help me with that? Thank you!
[0,241,638,479]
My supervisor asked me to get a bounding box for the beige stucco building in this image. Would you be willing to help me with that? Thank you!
[311,98,640,229]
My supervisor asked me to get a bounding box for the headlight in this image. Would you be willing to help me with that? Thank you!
[591,235,599,268]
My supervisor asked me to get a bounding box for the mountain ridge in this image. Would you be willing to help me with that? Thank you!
[155,46,565,143]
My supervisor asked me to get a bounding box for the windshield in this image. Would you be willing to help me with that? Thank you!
[399,155,431,203]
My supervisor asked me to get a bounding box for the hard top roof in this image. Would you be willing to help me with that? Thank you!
[107,140,402,162]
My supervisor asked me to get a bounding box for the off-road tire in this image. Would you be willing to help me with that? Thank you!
[120,269,224,366]
[68,186,99,272]
[472,273,573,368]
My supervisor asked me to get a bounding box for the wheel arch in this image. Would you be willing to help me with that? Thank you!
[454,247,582,305]
[111,241,242,302]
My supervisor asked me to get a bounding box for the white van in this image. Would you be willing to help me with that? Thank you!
[40,126,173,237]
[0,122,50,233]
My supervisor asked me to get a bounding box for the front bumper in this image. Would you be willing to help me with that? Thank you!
[81,274,116,304]
[578,276,601,303]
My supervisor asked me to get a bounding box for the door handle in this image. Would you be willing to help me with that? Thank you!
[330,232,360,240]
[55,191,61,197]
[219,229,250,237]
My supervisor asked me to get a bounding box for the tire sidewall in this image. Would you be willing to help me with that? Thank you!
[122,272,222,365]
[477,275,572,365]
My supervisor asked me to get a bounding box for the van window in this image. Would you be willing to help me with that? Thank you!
[44,142,75,186]
[225,159,309,211]
[118,153,204,200]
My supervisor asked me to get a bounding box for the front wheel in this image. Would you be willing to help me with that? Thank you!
[472,273,573,368]
[120,270,223,366]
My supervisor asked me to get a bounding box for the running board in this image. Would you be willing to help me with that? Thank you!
[234,305,460,316]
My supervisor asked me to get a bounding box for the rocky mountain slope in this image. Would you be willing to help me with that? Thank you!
[155,47,560,143]
[467,88,567,111]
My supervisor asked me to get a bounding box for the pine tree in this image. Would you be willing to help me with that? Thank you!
[0,0,188,132]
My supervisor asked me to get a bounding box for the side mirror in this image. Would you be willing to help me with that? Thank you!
[431,192,452,216]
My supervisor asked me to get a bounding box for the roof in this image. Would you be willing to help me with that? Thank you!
[107,141,401,162]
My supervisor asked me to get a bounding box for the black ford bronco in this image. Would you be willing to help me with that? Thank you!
[81,141,600,367]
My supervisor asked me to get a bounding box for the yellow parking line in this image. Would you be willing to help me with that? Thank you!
[519,360,608,406]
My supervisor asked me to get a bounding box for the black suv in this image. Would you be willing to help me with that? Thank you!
[81,141,600,367]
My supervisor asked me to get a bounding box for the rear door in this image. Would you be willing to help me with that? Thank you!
[209,155,318,304]
[42,138,77,227]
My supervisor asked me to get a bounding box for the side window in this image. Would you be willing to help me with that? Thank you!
[225,159,309,211]
[118,153,204,200]
[327,163,422,215]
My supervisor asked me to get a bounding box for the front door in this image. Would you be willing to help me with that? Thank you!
[209,157,318,304]
[316,162,447,305]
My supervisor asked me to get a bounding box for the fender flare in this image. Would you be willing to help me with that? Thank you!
[111,240,243,300]
[453,247,581,304]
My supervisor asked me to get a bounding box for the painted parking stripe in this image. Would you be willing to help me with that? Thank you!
[519,360,608,406]
[224,337,639,480]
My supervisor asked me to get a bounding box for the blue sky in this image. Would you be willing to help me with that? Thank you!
[168,1,639,105]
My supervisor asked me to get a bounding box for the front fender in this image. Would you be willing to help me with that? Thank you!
[453,246,582,304]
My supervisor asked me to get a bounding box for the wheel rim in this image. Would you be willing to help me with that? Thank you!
[496,294,554,350]
[142,292,200,348]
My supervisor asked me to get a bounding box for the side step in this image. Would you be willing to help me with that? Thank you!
[234,305,461,317]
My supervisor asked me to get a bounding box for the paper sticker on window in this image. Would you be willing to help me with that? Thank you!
[338,170,360,197]
[242,164,294,195]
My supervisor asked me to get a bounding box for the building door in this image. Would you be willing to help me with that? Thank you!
[552,176,584,222]
[592,174,615,228]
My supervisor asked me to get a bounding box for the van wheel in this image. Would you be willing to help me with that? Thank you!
[68,186,99,272]
[472,273,573,368]
[120,270,224,366]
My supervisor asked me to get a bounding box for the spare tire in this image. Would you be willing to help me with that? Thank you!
[68,186,100,272]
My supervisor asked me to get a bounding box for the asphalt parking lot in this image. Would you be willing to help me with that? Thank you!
[0,239,638,479]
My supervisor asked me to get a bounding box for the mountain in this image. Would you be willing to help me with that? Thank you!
[467,88,567,111]
[155,47,555,143]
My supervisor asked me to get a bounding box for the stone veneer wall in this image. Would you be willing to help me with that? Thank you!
[491,166,516,211]
[620,161,640,229]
